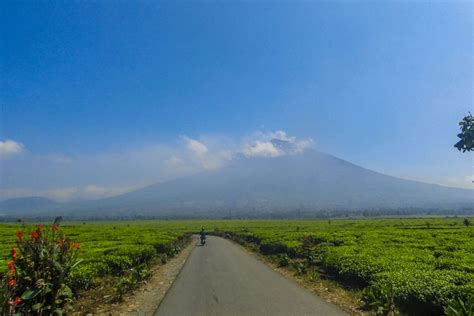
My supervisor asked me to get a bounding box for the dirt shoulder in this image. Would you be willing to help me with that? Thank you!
[74,238,196,315]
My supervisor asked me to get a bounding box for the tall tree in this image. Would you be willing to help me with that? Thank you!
[454,113,474,152]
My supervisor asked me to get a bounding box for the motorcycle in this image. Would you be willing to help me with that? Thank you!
[200,235,206,246]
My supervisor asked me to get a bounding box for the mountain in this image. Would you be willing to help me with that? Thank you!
[61,150,474,218]
[1,150,473,218]
[0,196,59,216]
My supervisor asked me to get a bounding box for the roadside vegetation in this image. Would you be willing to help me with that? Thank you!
[0,218,473,315]
[211,218,474,315]
[0,223,81,315]
[0,221,191,313]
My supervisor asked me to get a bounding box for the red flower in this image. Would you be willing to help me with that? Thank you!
[11,248,17,259]
[31,230,40,240]
[8,277,16,288]
[52,223,59,232]
[16,231,24,239]
[15,297,22,304]
[69,242,81,250]
[7,261,15,274]
[30,225,43,240]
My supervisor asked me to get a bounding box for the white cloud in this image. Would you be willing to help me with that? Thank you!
[0,140,24,158]
[166,155,185,168]
[0,130,313,201]
[241,130,313,157]
[184,137,208,157]
[181,136,232,170]
[242,140,282,157]
[165,155,196,175]
[200,150,232,170]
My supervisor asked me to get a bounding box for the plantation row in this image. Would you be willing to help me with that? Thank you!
[1,218,473,315]
[0,221,193,310]
[210,218,474,315]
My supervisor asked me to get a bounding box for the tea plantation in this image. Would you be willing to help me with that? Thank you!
[1,218,473,315]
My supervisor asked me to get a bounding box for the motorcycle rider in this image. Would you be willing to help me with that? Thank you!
[200,227,206,245]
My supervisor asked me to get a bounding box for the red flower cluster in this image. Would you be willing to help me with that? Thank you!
[31,230,40,240]
[3,222,80,313]
[69,242,81,250]
[7,277,16,288]
[7,250,17,289]
[30,224,43,241]
[11,248,17,259]
[8,261,15,274]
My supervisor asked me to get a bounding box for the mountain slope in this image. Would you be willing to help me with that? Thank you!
[0,197,59,216]
[60,150,473,217]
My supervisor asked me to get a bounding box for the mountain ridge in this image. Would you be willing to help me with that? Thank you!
[1,150,472,218]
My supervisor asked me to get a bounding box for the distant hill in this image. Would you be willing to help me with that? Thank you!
[0,196,58,216]
[1,150,472,219]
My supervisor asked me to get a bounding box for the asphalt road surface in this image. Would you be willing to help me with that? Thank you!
[155,236,346,316]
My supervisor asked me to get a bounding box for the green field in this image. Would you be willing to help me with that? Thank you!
[0,221,195,297]
[1,218,473,314]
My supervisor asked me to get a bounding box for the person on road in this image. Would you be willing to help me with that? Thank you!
[200,227,206,245]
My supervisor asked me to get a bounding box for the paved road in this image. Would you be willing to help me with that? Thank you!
[155,236,346,316]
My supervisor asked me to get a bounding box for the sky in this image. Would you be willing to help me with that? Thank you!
[0,0,472,201]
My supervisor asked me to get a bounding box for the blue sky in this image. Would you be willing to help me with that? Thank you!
[1,0,472,201]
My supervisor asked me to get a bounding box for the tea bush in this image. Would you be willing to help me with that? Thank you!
[1,218,472,315]
[214,218,474,315]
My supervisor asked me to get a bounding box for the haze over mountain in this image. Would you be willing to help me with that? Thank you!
[0,197,58,216]
[1,149,472,219]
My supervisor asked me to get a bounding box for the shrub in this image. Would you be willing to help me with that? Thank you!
[362,284,399,316]
[0,223,81,315]
[444,286,474,316]
[292,261,307,276]
[445,297,474,316]
[160,254,168,264]
[307,267,319,282]
[260,241,295,257]
[276,254,290,267]
[112,263,150,303]
[102,255,133,276]
[69,263,99,291]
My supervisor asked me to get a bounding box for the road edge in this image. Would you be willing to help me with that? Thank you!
[92,237,197,316]
[222,237,367,315]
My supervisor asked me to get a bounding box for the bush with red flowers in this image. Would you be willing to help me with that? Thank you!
[0,223,81,315]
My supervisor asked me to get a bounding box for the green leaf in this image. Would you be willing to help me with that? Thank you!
[71,259,84,270]
[21,288,41,300]
[32,302,43,311]
[58,285,73,298]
